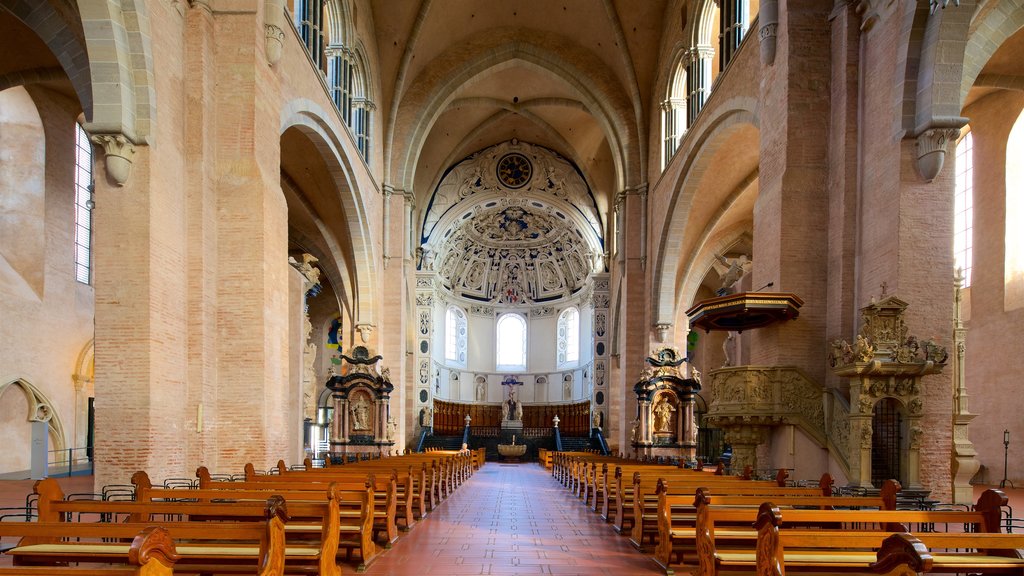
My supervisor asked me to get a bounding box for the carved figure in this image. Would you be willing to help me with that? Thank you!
[630,418,640,443]
[476,378,486,401]
[350,397,371,431]
[420,406,433,427]
[421,248,435,271]
[593,410,603,429]
[563,374,573,399]
[723,332,735,367]
[713,253,752,293]
[653,397,676,433]
[854,334,874,362]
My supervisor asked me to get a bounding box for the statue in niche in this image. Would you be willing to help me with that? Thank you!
[653,397,676,433]
[419,406,433,427]
[563,374,573,399]
[593,410,603,430]
[350,396,371,431]
[475,377,486,401]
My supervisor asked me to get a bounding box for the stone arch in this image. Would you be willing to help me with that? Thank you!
[652,104,759,326]
[281,99,379,328]
[2,1,91,119]
[387,29,639,192]
[959,0,1024,108]
[73,338,94,386]
[0,86,46,300]
[75,0,156,142]
[688,0,719,47]
[0,378,68,457]
[324,0,355,47]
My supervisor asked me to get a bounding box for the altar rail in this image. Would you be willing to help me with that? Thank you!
[432,400,592,436]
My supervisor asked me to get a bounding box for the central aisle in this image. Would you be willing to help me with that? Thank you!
[364,462,663,575]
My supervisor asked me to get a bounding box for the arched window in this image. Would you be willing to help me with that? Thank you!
[557,307,580,367]
[294,0,325,70]
[954,131,974,287]
[661,54,687,169]
[74,123,93,284]
[323,2,373,164]
[1006,111,1024,310]
[445,306,467,366]
[496,314,527,371]
[349,48,373,162]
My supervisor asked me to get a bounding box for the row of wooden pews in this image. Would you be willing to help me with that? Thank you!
[548,451,1023,576]
[0,449,477,574]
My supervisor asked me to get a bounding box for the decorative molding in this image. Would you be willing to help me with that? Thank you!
[355,323,374,344]
[469,305,494,317]
[532,306,555,318]
[90,133,137,187]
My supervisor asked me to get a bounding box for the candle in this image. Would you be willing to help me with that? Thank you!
[1005,429,1010,444]
[512,435,516,445]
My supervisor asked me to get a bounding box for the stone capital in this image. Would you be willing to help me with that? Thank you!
[914,125,962,182]
[89,133,138,187]
[264,24,284,66]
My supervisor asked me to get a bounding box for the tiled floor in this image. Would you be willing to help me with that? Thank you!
[363,463,664,576]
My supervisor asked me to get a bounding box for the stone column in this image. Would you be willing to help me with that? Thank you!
[950,269,979,503]
[379,187,408,448]
[615,188,649,453]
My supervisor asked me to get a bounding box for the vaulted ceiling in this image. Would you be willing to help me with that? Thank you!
[370,0,677,230]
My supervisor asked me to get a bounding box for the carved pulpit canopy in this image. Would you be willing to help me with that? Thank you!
[829,296,948,376]
[325,345,394,398]
[633,346,700,402]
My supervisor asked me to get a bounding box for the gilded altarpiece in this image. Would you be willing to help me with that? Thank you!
[829,296,947,489]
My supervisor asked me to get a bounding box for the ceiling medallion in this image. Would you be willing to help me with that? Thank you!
[496,153,532,189]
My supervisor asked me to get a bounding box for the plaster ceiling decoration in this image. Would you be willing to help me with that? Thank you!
[421,140,604,306]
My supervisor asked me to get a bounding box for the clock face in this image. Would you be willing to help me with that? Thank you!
[496,153,532,189]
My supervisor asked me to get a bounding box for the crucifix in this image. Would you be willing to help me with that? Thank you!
[501,375,523,422]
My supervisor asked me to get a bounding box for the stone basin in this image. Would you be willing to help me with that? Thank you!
[497,443,527,457]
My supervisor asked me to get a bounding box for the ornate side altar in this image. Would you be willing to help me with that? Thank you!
[630,347,701,459]
[325,346,396,457]
[829,295,948,490]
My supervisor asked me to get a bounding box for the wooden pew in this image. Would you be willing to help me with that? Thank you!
[270,460,420,532]
[631,471,838,551]
[216,465,399,546]
[693,488,1012,576]
[612,466,769,533]
[0,526,178,576]
[2,482,334,575]
[653,480,903,574]
[189,467,381,566]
